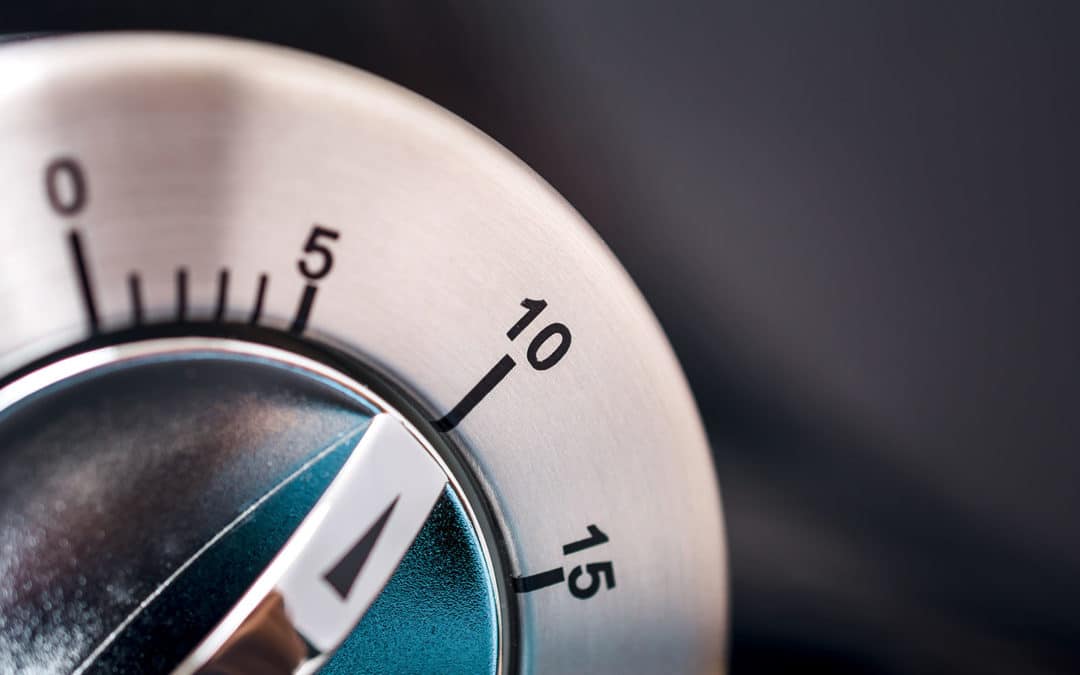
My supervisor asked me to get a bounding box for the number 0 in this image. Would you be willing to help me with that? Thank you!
[527,322,571,370]
[45,157,87,216]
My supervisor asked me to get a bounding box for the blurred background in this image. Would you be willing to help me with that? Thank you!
[5,2,1079,673]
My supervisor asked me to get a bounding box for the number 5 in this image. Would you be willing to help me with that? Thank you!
[298,224,341,280]
[567,561,615,599]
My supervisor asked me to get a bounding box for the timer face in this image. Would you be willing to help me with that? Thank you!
[0,34,726,674]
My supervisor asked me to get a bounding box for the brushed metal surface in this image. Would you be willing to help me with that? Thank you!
[0,34,726,673]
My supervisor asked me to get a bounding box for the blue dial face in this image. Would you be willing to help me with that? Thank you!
[0,341,498,674]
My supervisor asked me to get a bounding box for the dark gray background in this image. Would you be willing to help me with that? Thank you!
[5,2,1079,673]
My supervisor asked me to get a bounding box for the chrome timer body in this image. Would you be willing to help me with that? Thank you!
[0,34,726,674]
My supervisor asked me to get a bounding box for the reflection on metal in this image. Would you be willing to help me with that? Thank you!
[195,593,310,675]
[175,415,447,674]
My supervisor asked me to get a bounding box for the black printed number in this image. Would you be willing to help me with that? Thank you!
[526,322,571,370]
[568,562,616,600]
[432,297,575,433]
[298,225,341,280]
[45,157,87,216]
[562,524,609,555]
[510,298,572,371]
[511,523,616,601]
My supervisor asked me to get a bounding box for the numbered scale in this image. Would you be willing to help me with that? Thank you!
[0,34,727,674]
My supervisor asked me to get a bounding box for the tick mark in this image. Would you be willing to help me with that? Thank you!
[512,567,566,593]
[289,283,318,335]
[67,229,99,334]
[214,269,229,322]
[175,267,188,322]
[249,273,268,325]
[128,273,143,326]
[432,354,517,432]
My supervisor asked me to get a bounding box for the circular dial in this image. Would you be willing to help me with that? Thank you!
[0,33,727,674]
[0,338,497,674]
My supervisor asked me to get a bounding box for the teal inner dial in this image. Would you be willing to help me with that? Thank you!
[0,340,498,674]
[324,487,498,675]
